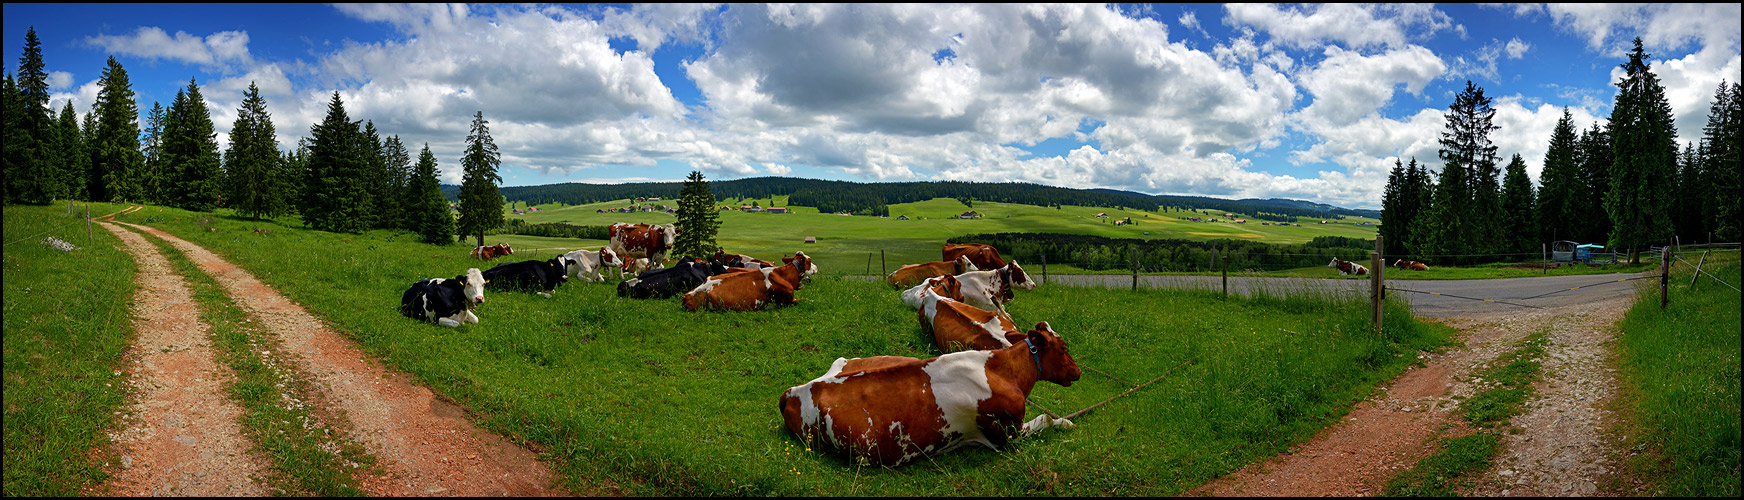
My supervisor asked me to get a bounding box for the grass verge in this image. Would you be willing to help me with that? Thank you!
[1383,331,1549,496]
[1611,250,1740,497]
[132,225,375,496]
[2,203,137,496]
[113,204,1451,496]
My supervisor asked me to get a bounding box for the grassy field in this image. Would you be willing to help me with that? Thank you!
[495,197,1381,277]
[104,203,1450,496]
[1612,249,1740,497]
[2,204,137,496]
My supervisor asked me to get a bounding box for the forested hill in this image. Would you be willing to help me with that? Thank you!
[446,177,1376,219]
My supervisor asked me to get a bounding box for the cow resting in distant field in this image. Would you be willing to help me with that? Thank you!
[778,321,1080,467]
[1392,259,1430,271]
[471,243,514,260]
[1329,257,1368,276]
[887,255,977,287]
[943,243,1008,271]
[561,247,620,282]
[400,268,487,327]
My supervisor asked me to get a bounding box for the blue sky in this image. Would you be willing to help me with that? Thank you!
[5,4,1739,209]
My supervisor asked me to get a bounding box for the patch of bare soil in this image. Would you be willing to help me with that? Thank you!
[93,221,268,496]
[114,221,574,496]
[1185,293,1633,497]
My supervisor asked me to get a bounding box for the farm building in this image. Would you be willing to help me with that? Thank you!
[765,207,788,214]
[1551,240,1577,261]
[897,215,909,220]
[959,211,982,219]
[804,236,816,244]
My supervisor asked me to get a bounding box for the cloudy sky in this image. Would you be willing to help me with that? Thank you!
[4,4,1739,209]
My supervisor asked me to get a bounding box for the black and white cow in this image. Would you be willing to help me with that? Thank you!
[616,256,730,299]
[400,268,487,327]
[482,257,571,298]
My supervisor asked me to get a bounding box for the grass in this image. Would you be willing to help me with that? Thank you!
[2,203,137,496]
[1384,330,1549,496]
[1612,249,1740,497]
[110,203,1449,496]
[133,225,373,496]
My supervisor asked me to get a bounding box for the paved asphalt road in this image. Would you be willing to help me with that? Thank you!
[859,272,1655,318]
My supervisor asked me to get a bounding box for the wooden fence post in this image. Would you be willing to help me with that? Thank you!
[86,204,92,242]
[1690,250,1709,288]
[1130,247,1138,291]
[865,252,872,275]
[1220,246,1227,300]
[1542,243,1548,275]
[1040,252,1048,285]
[1660,245,1671,310]
[880,249,886,277]
[1372,235,1384,333]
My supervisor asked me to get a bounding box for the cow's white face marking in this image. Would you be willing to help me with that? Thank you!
[463,268,486,305]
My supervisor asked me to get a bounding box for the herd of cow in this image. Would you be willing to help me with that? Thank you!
[399,223,827,327]
[779,243,1084,467]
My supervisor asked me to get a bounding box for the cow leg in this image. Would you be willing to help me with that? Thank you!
[461,310,480,324]
[1018,413,1075,436]
[437,317,461,328]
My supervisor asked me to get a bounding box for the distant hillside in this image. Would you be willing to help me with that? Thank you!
[454,178,1375,220]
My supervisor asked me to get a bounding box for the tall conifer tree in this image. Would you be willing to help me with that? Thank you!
[673,170,721,259]
[456,111,503,246]
[162,78,223,211]
[1499,154,1537,254]
[1537,108,1580,244]
[11,27,55,204]
[224,82,288,220]
[1604,38,1678,263]
[92,57,143,202]
[55,100,86,200]
[1439,80,1502,254]
[303,92,369,232]
[410,143,454,244]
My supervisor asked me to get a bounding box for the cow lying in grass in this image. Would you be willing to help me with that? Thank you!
[1329,257,1368,276]
[943,243,1007,270]
[483,257,571,298]
[1392,259,1430,271]
[561,247,620,282]
[471,243,513,260]
[887,255,977,287]
[400,268,487,327]
[682,252,814,311]
[778,321,1080,466]
[617,257,730,299]
[916,275,1025,353]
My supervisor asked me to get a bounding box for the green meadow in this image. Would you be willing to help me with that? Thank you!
[497,197,1380,276]
[3,204,137,496]
[82,203,1448,496]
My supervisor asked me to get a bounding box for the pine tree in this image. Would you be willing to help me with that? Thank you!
[55,100,86,200]
[92,56,143,202]
[303,92,370,233]
[161,78,223,211]
[10,26,57,204]
[1537,108,1581,244]
[673,170,721,259]
[410,143,454,244]
[140,102,165,204]
[359,121,389,229]
[1573,123,1613,244]
[1439,80,1502,255]
[384,135,411,230]
[456,111,503,246]
[1499,154,1537,254]
[1380,158,1411,256]
[1411,159,1471,263]
[2,74,24,204]
[1404,158,1435,256]
[1703,81,1742,242]
[1604,38,1678,263]
[224,82,288,220]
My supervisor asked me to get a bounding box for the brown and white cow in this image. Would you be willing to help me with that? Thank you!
[778,322,1080,466]
[681,252,814,311]
[711,249,776,269]
[1392,259,1430,271]
[561,247,620,282]
[470,243,513,260]
[943,243,1007,271]
[954,262,1038,315]
[886,255,977,287]
[608,223,680,275]
[917,276,1025,353]
[1329,257,1369,276]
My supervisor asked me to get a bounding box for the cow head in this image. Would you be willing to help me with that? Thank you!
[710,249,730,267]
[1004,261,1036,290]
[1026,322,1080,387]
[460,267,487,306]
[1328,257,1343,269]
[924,274,964,302]
[951,255,978,275]
[498,243,514,256]
[660,225,679,248]
[783,251,818,277]
[546,258,571,284]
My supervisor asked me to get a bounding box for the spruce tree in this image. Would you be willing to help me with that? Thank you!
[360,121,388,229]
[1439,80,1502,255]
[1411,159,1471,263]
[55,100,86,200]
[1380,158,1411,256]
[1574,123,1613,243]
[161,78,223,211]
[2,74,24,204]
[224,82,288,220]
[1702,81,1741,242]
[673,170,721,259]
[1499,154,1537,254]
[1537,108,1580,244]
[384,135,412,230]
[410,143,454,244]
[92,56,143,202]
[1604,38,1678,263]
[11,26,55,204]
[456,111,503,246]
[303,92,370,232]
